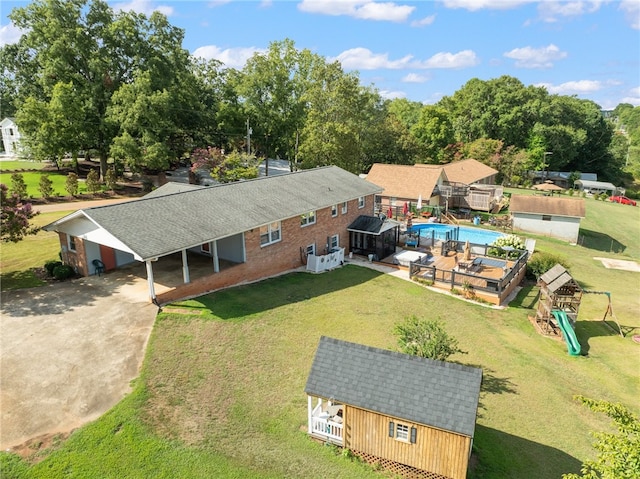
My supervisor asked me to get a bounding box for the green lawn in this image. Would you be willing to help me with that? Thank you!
[0,171,89,198]
[1,194,639,479]
[0,160,47,171]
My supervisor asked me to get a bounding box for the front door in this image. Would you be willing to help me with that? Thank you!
[99,244,116,271]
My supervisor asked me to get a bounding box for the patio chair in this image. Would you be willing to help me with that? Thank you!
[92,259,106,276]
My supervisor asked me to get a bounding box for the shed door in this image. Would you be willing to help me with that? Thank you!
[99,244,116,271]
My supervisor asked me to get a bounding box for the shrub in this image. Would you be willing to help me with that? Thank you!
[104,168,117,190]
[488,234,526,259]
[44,260,63,276]
[86,169,101,194]
[526,251,570,280]
[65,173,79,196]
[10,173,27,200]
[52,264,75,280]
[38,175,54,198]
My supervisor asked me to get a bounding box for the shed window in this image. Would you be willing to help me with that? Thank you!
[260,222,281,246]
[542,215,552,221]
[396,423,409,441]
[301,211,316,227]
[68,235,77,252]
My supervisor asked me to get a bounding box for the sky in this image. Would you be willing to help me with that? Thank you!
[1,0,639,110]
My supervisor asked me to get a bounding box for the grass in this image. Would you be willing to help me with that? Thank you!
[0,171,90,198]
[0,211,72,290]
[1,193,639,479]
[0,160,47,171]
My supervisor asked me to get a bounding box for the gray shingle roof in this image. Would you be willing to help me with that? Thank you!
[304,336,482,438]
[46,166,382,261]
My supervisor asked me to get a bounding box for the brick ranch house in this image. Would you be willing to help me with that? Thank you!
[44,166,383,304]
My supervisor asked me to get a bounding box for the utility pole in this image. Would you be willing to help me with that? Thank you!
[543,151,553,180]
[246,118,252,155]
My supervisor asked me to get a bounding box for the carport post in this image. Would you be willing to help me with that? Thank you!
[181,249,190,283]
[145,260,156,302]
[212,240,220,273]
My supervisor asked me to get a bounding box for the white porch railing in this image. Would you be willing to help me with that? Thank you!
[309,402,343,445]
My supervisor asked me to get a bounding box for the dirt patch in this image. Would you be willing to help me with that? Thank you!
[7,431,73,462]
[593,257,640,272]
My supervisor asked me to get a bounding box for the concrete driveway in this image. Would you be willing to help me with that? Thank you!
[0,270,157,450]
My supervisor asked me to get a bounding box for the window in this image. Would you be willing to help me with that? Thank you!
[358,196,365,208]
[396,423,409,441]
[306,244,316,256]
[260,222,281,246]
[329,234,339,249]
[301,211,316,227]
[68,235,77,252]
[331,204,338,217]
[341,202,348,214]
[542,215,552,221]
[389,421,416,443]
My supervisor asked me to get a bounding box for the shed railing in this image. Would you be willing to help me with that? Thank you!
[310,402,343,445]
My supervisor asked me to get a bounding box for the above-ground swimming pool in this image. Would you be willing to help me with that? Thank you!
[408,223,505,245]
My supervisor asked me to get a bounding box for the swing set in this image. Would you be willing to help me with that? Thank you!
[583,290,624,337]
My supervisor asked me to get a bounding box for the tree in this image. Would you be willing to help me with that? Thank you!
[190,147,259,183]
[411,105,455,163]
[38,175,54,198]
[1,184,39,243]
[10,173,27,200]
[85,169,101,193]
[8,0,192,178]
[394,316,465,361]
[563,396,640,479]
[65,172,79,196]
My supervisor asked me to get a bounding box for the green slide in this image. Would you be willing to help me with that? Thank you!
[552,310,581,356]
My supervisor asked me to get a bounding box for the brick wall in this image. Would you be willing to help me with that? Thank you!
[157,196,375,304]
[58,233,89,276]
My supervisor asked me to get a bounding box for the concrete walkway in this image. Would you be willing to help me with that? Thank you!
[0,271,157,450]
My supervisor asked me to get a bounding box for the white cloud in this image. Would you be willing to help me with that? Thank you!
[538,0,604,23]
[333,48,415,69]
[619,0,640,29]
[379,89,407,99]
[191,45,266,69]
[112,0,174,16]
[298,1,415,22]
[422,50,479,69]
[537,80,604,94]
[334,48,478,70]
[620,96,640,106]
[411,14,436,27]
[443,0,532,11]
[503,44,567,68]
[402,73,429,83]
[0,22,23,46]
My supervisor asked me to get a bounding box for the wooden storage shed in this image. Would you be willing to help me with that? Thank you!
[535,264,583,335]
[305,336,483,479]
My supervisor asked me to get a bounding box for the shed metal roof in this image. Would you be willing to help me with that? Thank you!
[44,166,382,261]
[304,336,482,438]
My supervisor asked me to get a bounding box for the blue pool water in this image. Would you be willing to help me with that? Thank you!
[409,224,505,245]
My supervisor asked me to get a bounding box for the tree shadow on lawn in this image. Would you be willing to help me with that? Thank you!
[471,424,583,479]
[0,270,139,317]
[465,366,518,419]
[175,265,386,319]
[578,228,626,253]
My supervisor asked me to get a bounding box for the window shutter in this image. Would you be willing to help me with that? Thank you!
[410,427,417,444]
[388,421,395,438]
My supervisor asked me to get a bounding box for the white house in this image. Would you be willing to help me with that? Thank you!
[1,118,22,157]
[510,195,585,244]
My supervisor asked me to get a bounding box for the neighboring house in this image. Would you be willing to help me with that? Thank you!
[510,195,585,243]
[440,158,498,185]
[305,336,483,479]
[365,163,447,212]
[0,118,22,157]
[573,179,621,196]
[44,166,382,304]
[366,160,501,213]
